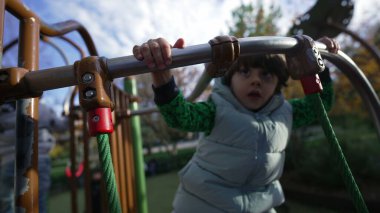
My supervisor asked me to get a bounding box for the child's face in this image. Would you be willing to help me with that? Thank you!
[231,66,279,111]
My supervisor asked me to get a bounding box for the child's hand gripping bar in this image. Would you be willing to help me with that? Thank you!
[207,35,240,77]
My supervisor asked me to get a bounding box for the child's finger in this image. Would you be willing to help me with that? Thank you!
[332,39,340,53]
[132,45,143,60]
[141,41,156,69]
[173,38,185,49]
[157,37,172,66]
[148,39,166,70]
[318,36,339,54]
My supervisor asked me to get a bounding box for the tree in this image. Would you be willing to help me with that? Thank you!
[330,29,380,119]
[228,2,281,37]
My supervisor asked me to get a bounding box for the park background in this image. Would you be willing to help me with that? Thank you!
[2,0,380,212]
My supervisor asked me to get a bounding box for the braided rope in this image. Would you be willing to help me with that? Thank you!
[97,133,122,213]
[311,93,368,213]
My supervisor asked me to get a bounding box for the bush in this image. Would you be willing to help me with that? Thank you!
[286,115,380,188]
[50,163,68,193]
[144,148,195,176]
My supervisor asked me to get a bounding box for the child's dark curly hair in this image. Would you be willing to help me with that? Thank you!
[223,54,289,93]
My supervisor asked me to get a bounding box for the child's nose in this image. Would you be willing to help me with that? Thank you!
[250,72,261,86]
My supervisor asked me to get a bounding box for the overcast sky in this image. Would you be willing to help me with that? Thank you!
[3,0,380,114]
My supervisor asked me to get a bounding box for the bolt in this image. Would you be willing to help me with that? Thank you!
[318,58,324,67]
[92,115,100,122]
[82,73,94,83]
[84,89,96,98]
[0,72,9,82]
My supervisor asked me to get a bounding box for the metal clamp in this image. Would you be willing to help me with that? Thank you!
[74,56,114,110]
[208,35,240,77]
[286,35,325,80]
[286,35,325,94]
[74,56,114,136]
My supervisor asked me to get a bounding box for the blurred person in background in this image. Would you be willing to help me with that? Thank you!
[0,98,68,213]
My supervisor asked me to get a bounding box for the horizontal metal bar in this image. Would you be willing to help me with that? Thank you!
[20,35,380,139]
[24,65,77,92]
[23,36,298,93]
[321,50,380,138]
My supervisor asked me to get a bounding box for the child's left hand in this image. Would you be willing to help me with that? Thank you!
[317,36,340,54]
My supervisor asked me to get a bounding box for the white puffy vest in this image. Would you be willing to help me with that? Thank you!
[174,79,293,213]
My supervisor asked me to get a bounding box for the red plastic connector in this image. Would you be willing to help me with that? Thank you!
[300,74,323,95]
[88,108,114,136]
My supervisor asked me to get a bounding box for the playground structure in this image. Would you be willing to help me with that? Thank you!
[1,0,380,212]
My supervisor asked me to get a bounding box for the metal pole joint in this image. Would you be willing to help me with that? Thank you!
[74,56,114,136]
[0,67,42,103]
[286,35,325,80]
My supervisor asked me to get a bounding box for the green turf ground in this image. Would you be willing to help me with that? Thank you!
[49,171,337,213]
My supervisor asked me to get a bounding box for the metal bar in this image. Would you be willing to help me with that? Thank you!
[41,35,70,65]
[115,89,128,212]
[327,22,380,70]
[127,68,215,117]
[24,65,77,92]
[5,0,98,56]
[7,33,380,139]
[0,0,4,62]
[69,108,78,213]
[40,20,98,56]
[15,15,40,212]
[5,0,36,21]
[120,90,137,213]
[22,36,298,93]
[129,107,159,117]
[321,50,380,137]
[104,39,380,143]
[82,109,92,213]
[185,70,212,102]
[3,38,18,54]
[68,85,78,213]
[123,97,137,212]
[3,33,86,61]
[109,107,121,201]
[125,76,147,213]
[125,111,137,213]
[59,35,86,59]
[109,36,299,79]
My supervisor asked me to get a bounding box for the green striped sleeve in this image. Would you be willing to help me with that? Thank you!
[158,91,216,133]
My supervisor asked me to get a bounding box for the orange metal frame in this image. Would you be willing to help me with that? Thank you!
[1,0,137,212]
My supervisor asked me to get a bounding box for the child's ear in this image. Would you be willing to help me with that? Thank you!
[275,83,283,94]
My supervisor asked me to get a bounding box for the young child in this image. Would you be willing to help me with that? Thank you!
[133,36,338,213]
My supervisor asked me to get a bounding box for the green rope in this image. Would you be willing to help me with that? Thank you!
[310,93,369,213]
[97,133,122,213]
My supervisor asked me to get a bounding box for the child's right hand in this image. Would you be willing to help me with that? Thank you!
[133,38,185,70]
[133,38,185,87]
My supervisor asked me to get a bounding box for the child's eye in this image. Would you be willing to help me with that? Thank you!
[239,68,251,76]
[261,71,274,80]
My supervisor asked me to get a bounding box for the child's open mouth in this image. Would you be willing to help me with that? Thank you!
[248,91,261,98]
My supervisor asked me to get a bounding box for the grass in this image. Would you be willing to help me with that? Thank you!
[146,171,338,213]
[48,188,85,212]
[146,171,179,213]
[48,171,338,213]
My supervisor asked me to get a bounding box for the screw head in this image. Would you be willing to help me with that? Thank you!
[92,115,100,122]
[0,72,9,82]
[84,89,96,98]
[82,73,94,83]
